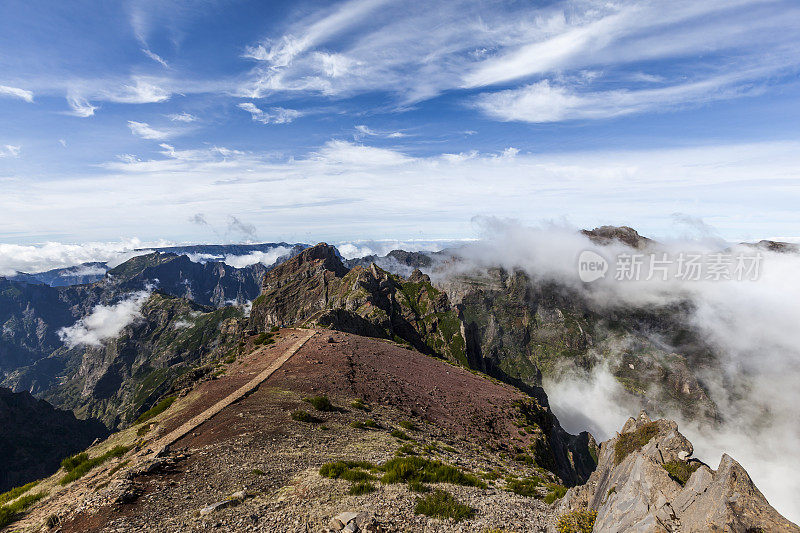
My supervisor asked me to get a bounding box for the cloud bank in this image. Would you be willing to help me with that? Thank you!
[58,289,152,348]
[447,219,800,521]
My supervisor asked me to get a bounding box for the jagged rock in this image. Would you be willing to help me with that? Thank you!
[249,243,467,365]
[555,411,799,532]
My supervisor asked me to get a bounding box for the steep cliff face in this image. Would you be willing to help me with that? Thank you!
[0,387,107,492]
[554,411,799,532]
[442,268,719,424]
[250,244,467,365]
[3,293,242,429]
[104,252,268,307]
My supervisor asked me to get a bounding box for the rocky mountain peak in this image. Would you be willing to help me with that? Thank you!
[581,225,653,249]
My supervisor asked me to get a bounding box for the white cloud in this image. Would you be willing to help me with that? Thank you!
[167,112,198,122]
[128,121,172,140]
[474,72,768,123]
[5,139,800,244]
[66,94,98,117]
[354,125,406,139]
[237,102,302,124]
[0,145,21,158]
[0,85,34,103]
[238,0,799,109]
[103,78,171,104]
[450,219,800,521]
[142,48,169,68]
[58,289,151,347]
[0,239,164,276]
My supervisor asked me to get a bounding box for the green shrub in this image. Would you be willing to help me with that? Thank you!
[252,469,266,476]
[270,326,280,332]
[363,419,379,428]
[391,429,412,441]
[506,477,541,497]
[61,452,89,472]
[544,484,567,504]
[349,482,376,495]
[399,420,416,430]
[614,422,660,465]
[254,332,275,345]
[0,492,46,528]
[0,481,40,506]
[414,490,474,522]
[303,395,335,412]
[134,396,176,424]
[380,457,486,488]
[350,421,366,429]
[59,446,132,485]
[662,461,701,486]
[291,410,321,423]
[556,510,597,533]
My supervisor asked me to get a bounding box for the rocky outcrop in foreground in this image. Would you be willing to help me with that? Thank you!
[555,411,799,532]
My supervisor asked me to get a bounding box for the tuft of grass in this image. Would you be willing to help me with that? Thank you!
[414,489,474,522]
[0,492,46,529]
[351,399,370,411]
[349,482,376,496]
[396,443,416,456]
[319,461,376,483]
[254,332,275,345]
[252,469,266,476]
[303,395,335,412]
[59,446,132,485]
[408,480,430,493]
[107,460,130,478]
[61,452,89,472]
[0,481,40,506]
[391,429,412,441]
[544,483,568,504]
[556,510,597,533]
[137,421,157,436]
[399,420,416,430]
[134,396,176,425]
[506,477,541,497]
[662,461,701,486]
[363,419,379,428]
[614,422,660,465]
[291,410,322,423]
[380,457,486,488]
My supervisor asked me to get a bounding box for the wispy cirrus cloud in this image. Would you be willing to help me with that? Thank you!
[237,102,302,124]
[66,94,99,117]
[0,145,21,158]
[239,0,800,112]
[354,125,405,139]
[128,121,173,140]
[142,48,169,68]
[167,112,198,122]
[0,85,34,102]
[473,70,769,123]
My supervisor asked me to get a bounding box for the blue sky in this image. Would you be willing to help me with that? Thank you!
[1,0,800,246]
